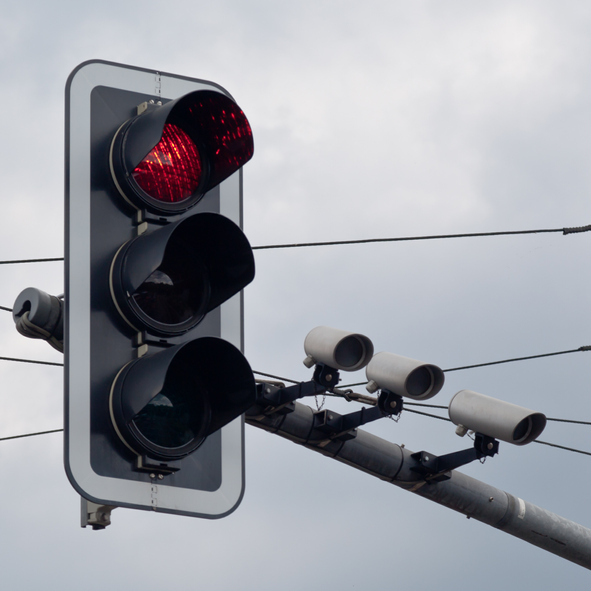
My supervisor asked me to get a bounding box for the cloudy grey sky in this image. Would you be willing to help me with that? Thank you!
[1,0,591,588]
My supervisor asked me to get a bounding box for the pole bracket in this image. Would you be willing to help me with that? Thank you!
[410,433,500,481]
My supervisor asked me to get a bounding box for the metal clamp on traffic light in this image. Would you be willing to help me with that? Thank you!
[12,287,64,352]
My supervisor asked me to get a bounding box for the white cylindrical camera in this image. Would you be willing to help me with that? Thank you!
[365,351,445,400]
[448,390,546,445]
[303,326,374,372]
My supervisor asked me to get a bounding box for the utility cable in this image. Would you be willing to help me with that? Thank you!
[546,417,591,426]
[442,346,591,373]
[0,356,63,367]
[4,344,587,375]
[398,408,591,457]
[338,345,591,389]
[534,440,591,457]
[5,415,591,458]
[1,399,590,457]
[0,257,63,265]
[404,408,451,422]
[0,370,588,451]
[254,370,300,385]
[0,428,63,442]
[0,223,588,262]
[404,409,591,458]
[252,223,591,250]
[253,371,591,456]
[405,402,449,410]
[254,371,591,425]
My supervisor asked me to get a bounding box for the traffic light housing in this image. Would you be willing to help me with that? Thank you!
[65,60,256,518]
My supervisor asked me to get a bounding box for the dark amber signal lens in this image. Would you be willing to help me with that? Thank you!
[132,123,202,203]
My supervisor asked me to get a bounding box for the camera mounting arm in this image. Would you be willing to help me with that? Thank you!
[410,433,500,482]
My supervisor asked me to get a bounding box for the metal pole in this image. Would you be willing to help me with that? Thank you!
[246,401,591,569]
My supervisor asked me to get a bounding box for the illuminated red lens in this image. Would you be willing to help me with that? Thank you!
[132,124,202,203]
[188,96,254,189]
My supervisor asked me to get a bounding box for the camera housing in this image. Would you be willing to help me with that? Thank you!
[303,326,374,372]
[448,390,546,445]
[365,352,444,400]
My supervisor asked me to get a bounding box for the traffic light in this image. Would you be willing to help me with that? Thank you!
[65,60,257,518]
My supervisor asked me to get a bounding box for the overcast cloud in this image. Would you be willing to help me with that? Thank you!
[1,1,590,589]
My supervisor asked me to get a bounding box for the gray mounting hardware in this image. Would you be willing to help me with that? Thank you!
[12,287,64,352]
[81,498,117,530]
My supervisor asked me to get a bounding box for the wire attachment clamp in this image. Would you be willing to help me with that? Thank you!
[12,288,64,353]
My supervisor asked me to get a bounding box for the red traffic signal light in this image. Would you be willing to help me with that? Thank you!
[65,60,256,520]
[110,90,254,213]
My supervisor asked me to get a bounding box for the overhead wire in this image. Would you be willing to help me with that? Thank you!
[0,369,589,453]
[0,221,588,263]
[252,223,591,250]
[0,257,63,265]
[337,345,591,389]
[401,408,591,458]
[4,410,591,457]
[0,429,63,442]
[443,346,591,373]
[253,370,591,458]
[533,440,591,457]
[0,356,62,367]
[1,223,590,452]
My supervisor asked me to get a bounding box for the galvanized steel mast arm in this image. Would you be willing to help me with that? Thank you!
[246,401,591,570]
